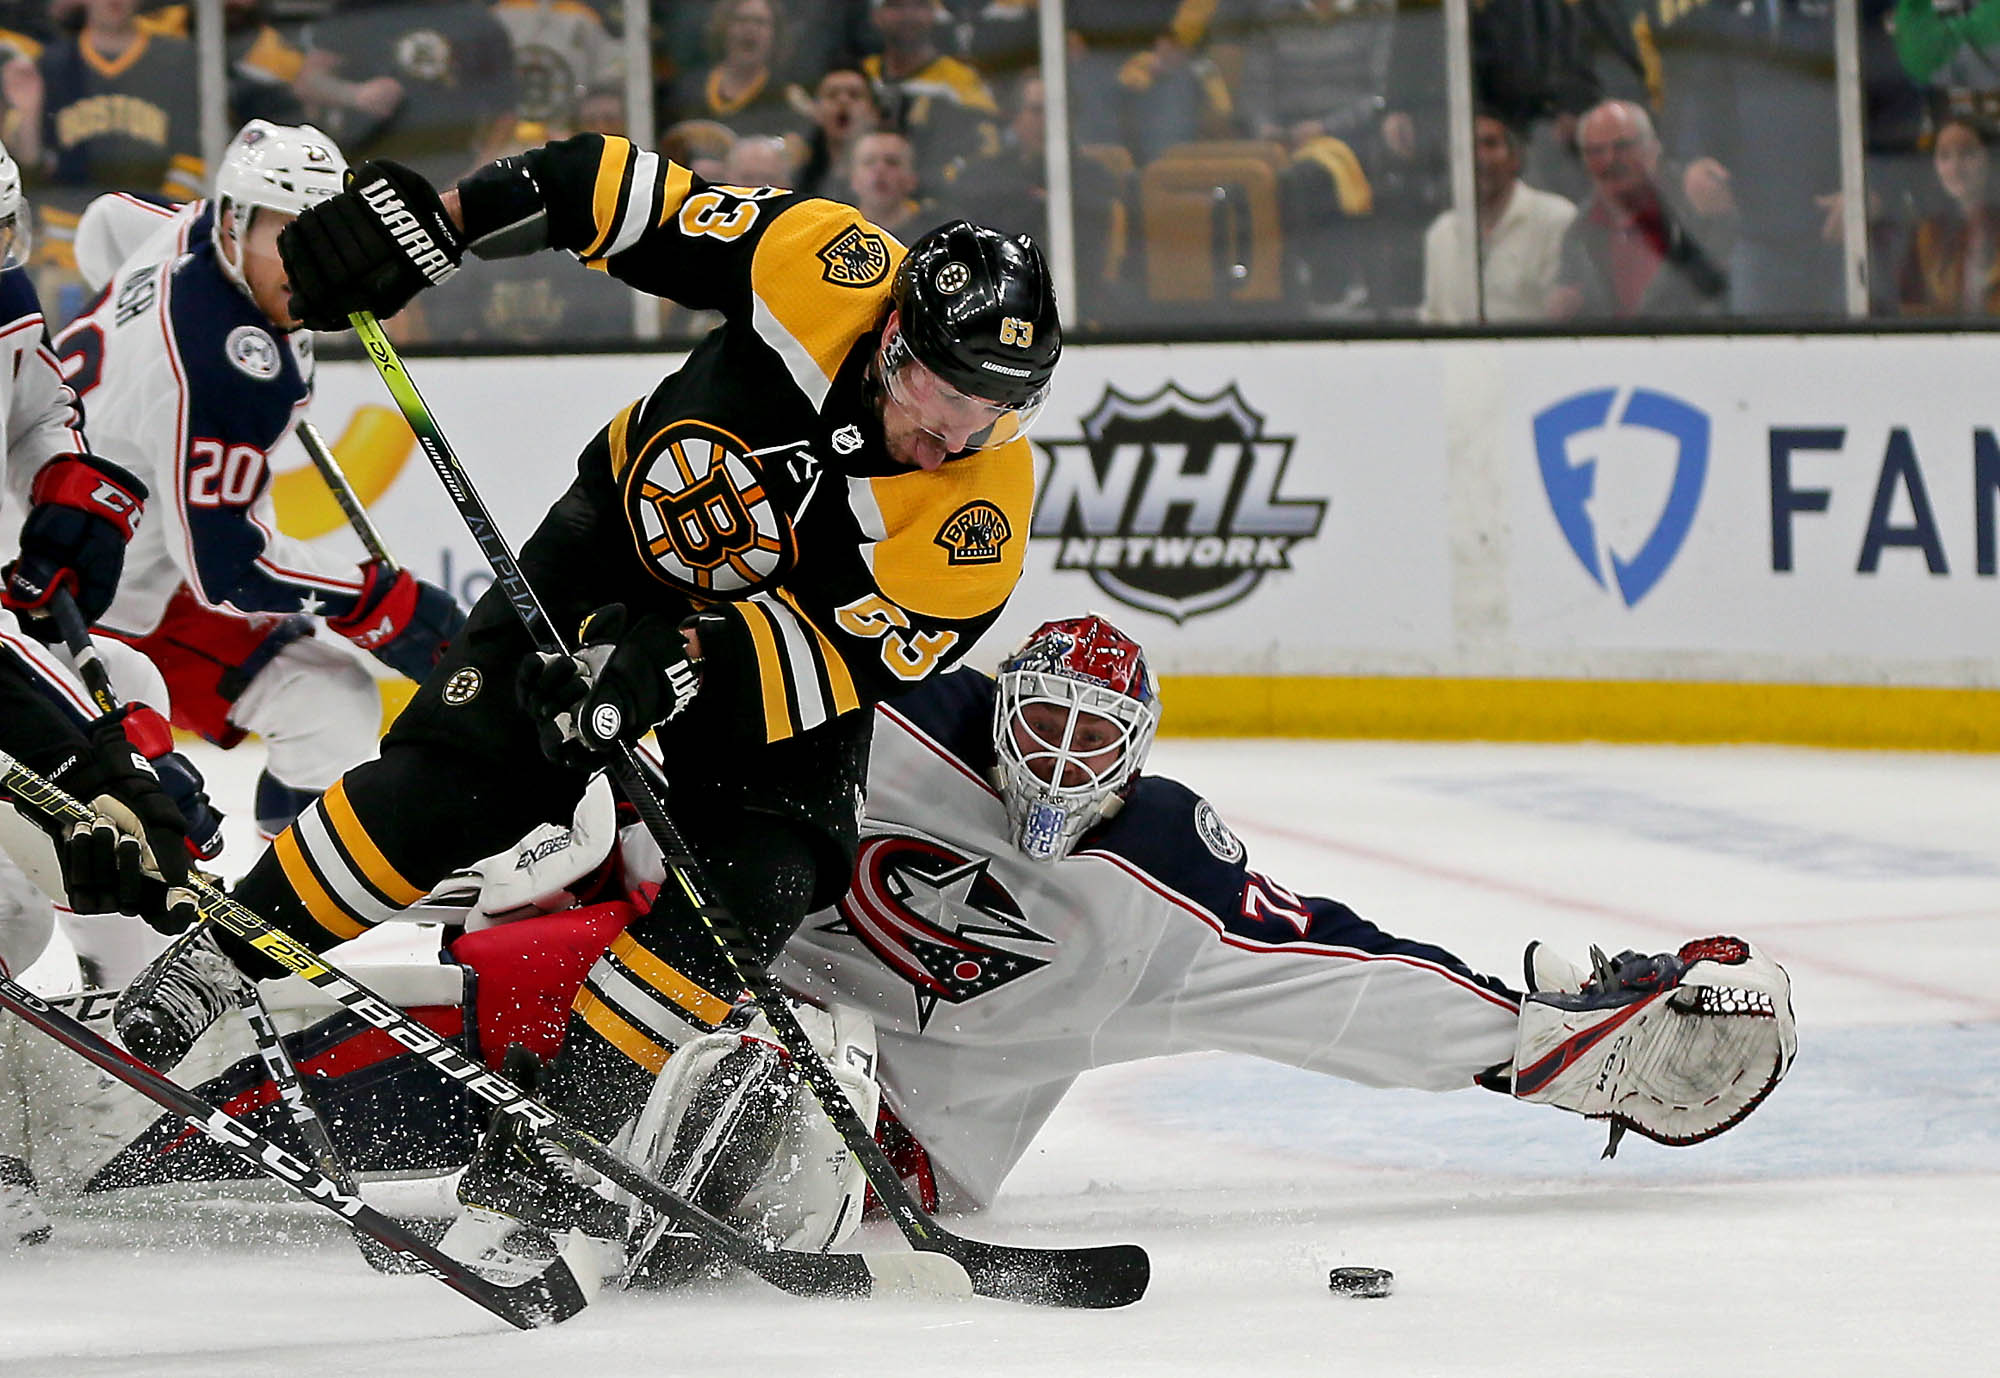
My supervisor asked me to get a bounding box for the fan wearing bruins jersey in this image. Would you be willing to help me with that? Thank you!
[111,133,1062,1259]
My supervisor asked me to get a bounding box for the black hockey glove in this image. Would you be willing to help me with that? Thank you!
[278,160,465,332]
[515,604,702,770]
[1,455,147,629]
[326,560,466,681]
[40,710,199,933]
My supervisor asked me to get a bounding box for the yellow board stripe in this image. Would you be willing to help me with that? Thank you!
[608,932,735,1027]
[582,136,632,258]
[731,602,796,744]
[320,780,425,906]
[606,398,640,481]
[776,588,859,717]
[1156,675,2000,751]
[657,160,694,226]
[575,988,671,1074]
[273,829,368,943]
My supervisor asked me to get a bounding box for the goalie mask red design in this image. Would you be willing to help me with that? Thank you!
[991,615,1161,861]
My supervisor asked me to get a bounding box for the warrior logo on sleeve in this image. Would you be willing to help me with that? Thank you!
[823,835,1053,1028]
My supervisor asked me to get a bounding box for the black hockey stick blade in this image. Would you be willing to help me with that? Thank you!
[937,1238,1150,1310]
[0,972,591,1329]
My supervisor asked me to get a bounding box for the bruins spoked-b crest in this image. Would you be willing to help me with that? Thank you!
[623,419,796,595]
[824,835,1053,1029]
[1032,382,1327,622]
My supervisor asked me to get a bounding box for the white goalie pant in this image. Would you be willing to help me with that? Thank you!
[625,1000,883,1256]
[225,634,383,802]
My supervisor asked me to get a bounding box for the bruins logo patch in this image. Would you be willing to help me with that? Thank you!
[934,501,1012,565]
[817,225,891,287]
[624,420,795,595]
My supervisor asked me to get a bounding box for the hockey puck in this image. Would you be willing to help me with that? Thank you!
[1328,1266,1394,1298]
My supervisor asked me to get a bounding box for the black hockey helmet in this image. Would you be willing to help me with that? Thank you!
[882,220,1061,447]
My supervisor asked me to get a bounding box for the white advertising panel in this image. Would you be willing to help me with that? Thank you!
[1502,336,2000,664]
[293,342,1456,676]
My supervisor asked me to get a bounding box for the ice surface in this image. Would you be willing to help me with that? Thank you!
[5,737,1995,1376]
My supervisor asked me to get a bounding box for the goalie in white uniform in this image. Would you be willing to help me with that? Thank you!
[56,120,465,850]
[0,613,1798,1276]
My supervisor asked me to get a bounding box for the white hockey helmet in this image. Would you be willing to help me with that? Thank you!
[212,119,347,289]
[990,614,1161,861]
[0,136,30,271]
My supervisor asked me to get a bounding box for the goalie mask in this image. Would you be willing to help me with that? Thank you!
[991,615,1160,862]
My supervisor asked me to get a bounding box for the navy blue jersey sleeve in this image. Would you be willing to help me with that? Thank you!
[1092,777,1521,1003]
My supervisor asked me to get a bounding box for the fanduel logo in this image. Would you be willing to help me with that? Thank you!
[1032,382,1326,622]
[1533,387,1709,607]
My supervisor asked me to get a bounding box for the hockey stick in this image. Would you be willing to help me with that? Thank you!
[0,751,968,1303]
[352,312,1149,1309]
[297,420,398,571]
[0,968,593,1329]
[47,591,417,1274]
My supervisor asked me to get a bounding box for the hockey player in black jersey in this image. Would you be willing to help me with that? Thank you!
[112,133,1061,1268]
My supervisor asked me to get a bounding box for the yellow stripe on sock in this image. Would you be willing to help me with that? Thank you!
[273,828,368,942]
[320,780,425,906]
[608,932,734,1028]
[574,988,671,1074]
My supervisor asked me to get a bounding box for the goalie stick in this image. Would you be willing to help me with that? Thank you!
[0,967,594,1329]
[352,312,1150,1310]
[0,751,970,1304]
[46,591,415,1275]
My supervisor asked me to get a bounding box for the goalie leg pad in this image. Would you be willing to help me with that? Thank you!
[1508,937,1797,1150]
[618,1000,880,1288]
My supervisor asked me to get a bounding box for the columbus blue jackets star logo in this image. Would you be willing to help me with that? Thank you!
[823,835,1052,1029]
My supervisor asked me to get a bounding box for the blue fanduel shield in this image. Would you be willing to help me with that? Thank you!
[1533,387,1709,607]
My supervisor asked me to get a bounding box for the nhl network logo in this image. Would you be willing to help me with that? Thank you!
[1032,382,1327,622]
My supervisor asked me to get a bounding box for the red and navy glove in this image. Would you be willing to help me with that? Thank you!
[117,703,227,862]
[325,560,466,681]
[2,455,147,628]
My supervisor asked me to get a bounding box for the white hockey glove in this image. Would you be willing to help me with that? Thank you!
[1493,936,1797,1157]
[616,999,881,1289]
[423,775,619,927]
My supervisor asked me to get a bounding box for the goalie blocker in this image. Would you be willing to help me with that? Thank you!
[1482,936,1798,1156]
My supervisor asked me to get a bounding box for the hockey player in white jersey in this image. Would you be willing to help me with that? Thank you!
[56,120,466,844]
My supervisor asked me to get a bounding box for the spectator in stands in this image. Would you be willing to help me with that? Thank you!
[574,80,626,138]
[724,131,793,189]
[1547,98,1728,320]
[1420,112,1575,323]
[1897,115,2000,315]
[662,0,807,150]
[796,64,881,200]
[954,73,1124,292]
[1065,0,1231,166]
[864,0,998,186]
[301,0,519,187]
[848,126,944,240]
[1893,0,2000,125]
[4,0,202,314]
[1659,0,1840,315]
[490,0,621,138]
[661,117,735,182]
